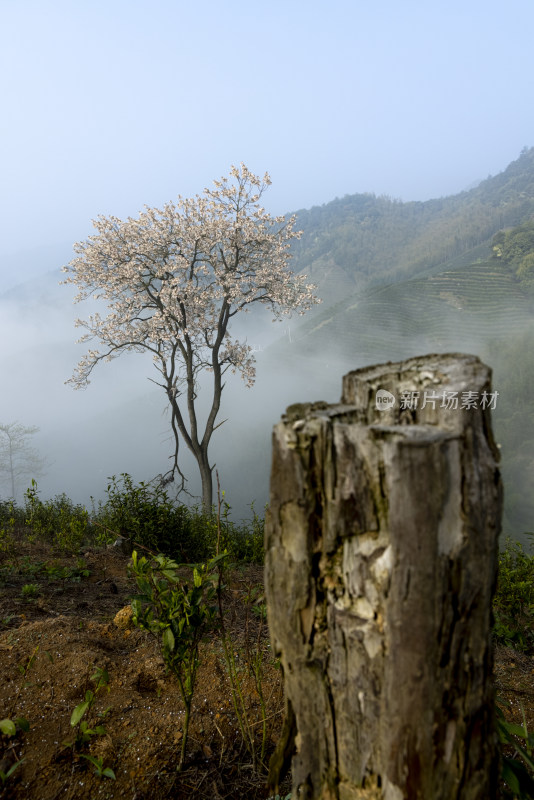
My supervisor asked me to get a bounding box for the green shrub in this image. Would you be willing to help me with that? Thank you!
[23,481,90,552]
[493,536,534,653]
[0,499,22,550]
[94,474,192,558]
[178,499,264,564]
[230,503,265,564]
[0,499,25,529]
[93,473,264,564]
[6,474,264,564]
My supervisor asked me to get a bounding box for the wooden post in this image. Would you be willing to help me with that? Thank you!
[265,354,501,800]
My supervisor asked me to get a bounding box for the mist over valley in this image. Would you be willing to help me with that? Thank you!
[0,149,533,543]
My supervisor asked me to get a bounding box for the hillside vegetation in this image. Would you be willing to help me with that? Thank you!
[1,148,534,536]
[271,147,534,540]
[290,146,534,307]
[493,218,534,291]
[0,486,532,799]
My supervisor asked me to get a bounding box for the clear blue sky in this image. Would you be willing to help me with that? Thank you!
[1,0,533,288]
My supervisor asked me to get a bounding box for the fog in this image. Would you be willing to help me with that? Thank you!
[1,234,533,557]
[0,266,340,518]
[1,0,533,526]
[0,253,515,521]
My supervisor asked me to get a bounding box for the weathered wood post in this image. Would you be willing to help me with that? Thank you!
[265,354,501,800]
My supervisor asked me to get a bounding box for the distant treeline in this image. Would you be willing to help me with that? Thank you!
[289,146,534,306]
[275,147,534,540]
[492,218,534,291]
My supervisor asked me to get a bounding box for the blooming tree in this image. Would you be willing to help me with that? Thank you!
[63,165,319,510]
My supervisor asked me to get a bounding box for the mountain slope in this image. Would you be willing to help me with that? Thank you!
[2,150,534,534]
[290,146,534,308]
[270,256,532,369]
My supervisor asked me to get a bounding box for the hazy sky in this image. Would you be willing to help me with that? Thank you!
[1,0,533,289]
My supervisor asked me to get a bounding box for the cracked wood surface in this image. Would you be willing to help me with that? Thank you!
[265,353,501,800]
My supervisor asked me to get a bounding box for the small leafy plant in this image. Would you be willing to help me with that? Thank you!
[0,757,25,786]
[63,666,111,750]
[0,714,30,785]
[79,754,116,779]
[496,697,534,799]
[44,559,90,582]
[0,718,29,737]
[130,550,225,770]
[0,647,38,786]
[20,583,40,599]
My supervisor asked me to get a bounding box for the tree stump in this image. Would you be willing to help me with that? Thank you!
[265,353,501,800]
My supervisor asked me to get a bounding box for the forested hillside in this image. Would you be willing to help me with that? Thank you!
[492,217,534,291]
[273,148,534,540]
[289,146,534,308]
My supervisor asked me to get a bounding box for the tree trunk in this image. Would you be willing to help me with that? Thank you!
[265,353,501,800]
[198,450,213,513]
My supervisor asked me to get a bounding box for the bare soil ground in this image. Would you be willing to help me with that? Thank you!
[0,536,532,800]
[0,538,288,800]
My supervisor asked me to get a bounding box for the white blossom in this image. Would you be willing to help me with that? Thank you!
[62,164,320,508]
